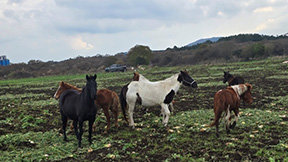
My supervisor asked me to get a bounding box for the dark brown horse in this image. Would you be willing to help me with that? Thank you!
[54,81,127,133]
[209,83,253,137]
[223,71,244,86]
[59,75,97,147]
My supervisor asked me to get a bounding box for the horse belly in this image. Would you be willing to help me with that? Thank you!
[141,99,159,107]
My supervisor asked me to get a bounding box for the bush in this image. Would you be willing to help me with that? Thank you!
[127,45,153,66]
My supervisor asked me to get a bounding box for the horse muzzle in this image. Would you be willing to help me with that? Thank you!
[192,82,198,88]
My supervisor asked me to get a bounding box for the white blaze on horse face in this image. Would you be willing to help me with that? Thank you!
[53,85,61,99]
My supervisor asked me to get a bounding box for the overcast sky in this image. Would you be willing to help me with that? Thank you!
[1,0,287,63]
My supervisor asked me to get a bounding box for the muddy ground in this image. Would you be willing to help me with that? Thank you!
[0,57,288,161]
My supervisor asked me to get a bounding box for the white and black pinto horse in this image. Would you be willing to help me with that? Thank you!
[132,72,175,112]
[120,71,197,128]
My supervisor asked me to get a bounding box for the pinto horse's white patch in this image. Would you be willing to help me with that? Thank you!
[231,84,248,98]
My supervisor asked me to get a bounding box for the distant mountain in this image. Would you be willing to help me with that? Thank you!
[186,37,221,47]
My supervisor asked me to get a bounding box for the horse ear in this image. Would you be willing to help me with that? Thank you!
[60,81,64,86]
[245,83,252,90]
[93,74,97,80]
[86,75,89,80]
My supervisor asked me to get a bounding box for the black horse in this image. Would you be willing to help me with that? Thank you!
[59,75,97,147]
[223,71,244,86]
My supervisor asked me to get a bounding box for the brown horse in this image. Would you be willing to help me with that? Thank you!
[209,83,253,137]
[54,81,127,133]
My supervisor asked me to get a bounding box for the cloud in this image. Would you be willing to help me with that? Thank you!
[70,37,94,50]
[255,19,275,32]
[253,7,273,13]
[1,0,288,63]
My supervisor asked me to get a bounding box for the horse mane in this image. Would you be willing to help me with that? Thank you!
[162,73,179,82]
[62,82,82,92]
[139,74,150,81]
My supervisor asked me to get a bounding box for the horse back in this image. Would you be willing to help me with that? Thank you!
[214,88,240,112]
[230,77,244,85]
[96,89,113,106]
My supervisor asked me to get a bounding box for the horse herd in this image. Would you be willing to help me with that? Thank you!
[54,71,253,147]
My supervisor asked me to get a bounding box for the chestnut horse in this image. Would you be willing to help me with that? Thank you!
[54,81,127,133]
[209,83,253,137]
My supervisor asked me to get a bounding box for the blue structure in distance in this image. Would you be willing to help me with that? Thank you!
[0,55,10,66]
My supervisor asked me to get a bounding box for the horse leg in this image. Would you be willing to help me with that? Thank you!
[214,109,222,138]
[88,117,95,144]
[216,121,219,137]
[70,121,74,131]
[230,109,239,129]
[73,120,78,140]
[78,120,84,147]
[128,102,136,129]
[161,107,165,122]
[61,115,68,141]
[103,106,111,133]
[169,103,174,114]
[225,106,231,134]
[161,104,170,127]
[111,105,119,128]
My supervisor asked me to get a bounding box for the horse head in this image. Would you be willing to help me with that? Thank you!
[223,71,232,83]
[178,70,197,88]
[241,83,253,104]
[54,81,67,99]
[86,74,98,100]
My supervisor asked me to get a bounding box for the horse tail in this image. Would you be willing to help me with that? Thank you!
[112,91,120,113]
[119,84,129,123]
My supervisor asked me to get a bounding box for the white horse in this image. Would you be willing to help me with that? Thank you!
[132,72,175,112]
[120,71,197,128]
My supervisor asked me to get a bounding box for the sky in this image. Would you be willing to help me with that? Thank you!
[0,0,287,63]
